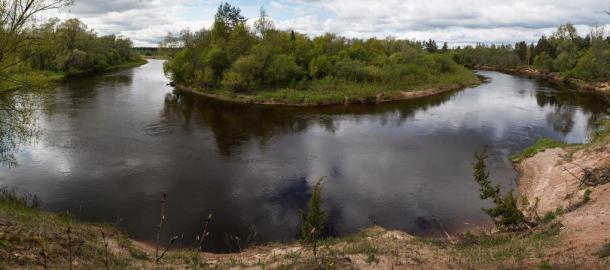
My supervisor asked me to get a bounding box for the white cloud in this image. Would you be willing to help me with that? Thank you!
[47,0,610,46]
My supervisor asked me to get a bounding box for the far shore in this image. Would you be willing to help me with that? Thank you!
[470,64,610,99]
[173,77,483,107]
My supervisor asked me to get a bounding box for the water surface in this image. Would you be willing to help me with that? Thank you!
[1,60,607,252]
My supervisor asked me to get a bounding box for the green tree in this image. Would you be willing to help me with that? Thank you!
[214,2,247,29]
[300,178,326,257]
[425,39,438,53]
[308,55,332,79]
[535,36,556,59]
[203,46,229,85]
[222,54,263,91]
[473,149,526,229]
[265,54,302,87]
[534,52,554,72]
[515,41,528,63]
[441,42,449,53]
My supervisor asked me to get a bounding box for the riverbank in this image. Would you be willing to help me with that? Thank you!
[1,163,607,268]
[0,195,578,269]
[471,64,610,98]
[514,117,610,264]
[0,59,148,92]
[175,67,480,106]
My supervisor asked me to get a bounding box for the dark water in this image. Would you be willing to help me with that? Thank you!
[1,60,607,252]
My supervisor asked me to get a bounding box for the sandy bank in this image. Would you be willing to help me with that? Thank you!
[516,141,610,259]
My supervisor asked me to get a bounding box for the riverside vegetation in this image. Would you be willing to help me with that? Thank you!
[1,0,610,269]
[452,23,610,94]
[0,0,146,92]
[163,3,478,105]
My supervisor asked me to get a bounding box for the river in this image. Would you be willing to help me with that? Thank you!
[1,60,607,252]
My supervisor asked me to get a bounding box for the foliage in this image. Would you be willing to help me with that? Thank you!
[300,178,327,256]
[1,17,141,86]
[473,149,526,229]
[164,2,477,101]
[0,0,74,75]
[453,23,610,82]
[452,44,521,68]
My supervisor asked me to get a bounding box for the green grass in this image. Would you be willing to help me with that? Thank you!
[0,70,65,92]
[343,240,377,255]
[0,189,141,268]
[452,222,562,268]
[510,138,568,162]
[188,65,479,106]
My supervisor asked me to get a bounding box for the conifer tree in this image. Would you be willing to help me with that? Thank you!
[300,178,326,257]
[473,149,525,229]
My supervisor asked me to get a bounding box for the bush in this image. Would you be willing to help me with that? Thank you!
[334,59,375,82]
[534,52,555,72]
[308,55,332,79]
[265,54,303,87]
[222,54,263,91]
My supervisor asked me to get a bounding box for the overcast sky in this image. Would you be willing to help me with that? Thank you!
[50,0,610,47]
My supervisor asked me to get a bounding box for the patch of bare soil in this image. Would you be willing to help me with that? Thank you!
[516,142,610,260]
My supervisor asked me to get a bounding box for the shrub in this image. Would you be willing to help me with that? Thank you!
[308,56,332,79]
[222,54,263,91]
[265,54,303,87]
[534,52,555,72]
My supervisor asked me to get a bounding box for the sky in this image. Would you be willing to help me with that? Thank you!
[49,0,610,47]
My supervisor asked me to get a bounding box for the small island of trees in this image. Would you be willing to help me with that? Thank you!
[162,3,478,106]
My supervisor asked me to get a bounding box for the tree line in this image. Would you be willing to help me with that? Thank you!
[452,23,610,81]
[163,3,471,95]
[26,18,139,76]
[1,0,141,91]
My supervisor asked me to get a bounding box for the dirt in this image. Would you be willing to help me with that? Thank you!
[516,141,610,258]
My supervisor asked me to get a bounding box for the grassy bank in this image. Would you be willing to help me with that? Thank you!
[0,71,65,92]
[511,113,610,163]
[0,188,587,269]
[0,59,148,92]
[510,138,568,162]
[180,66,479,106]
